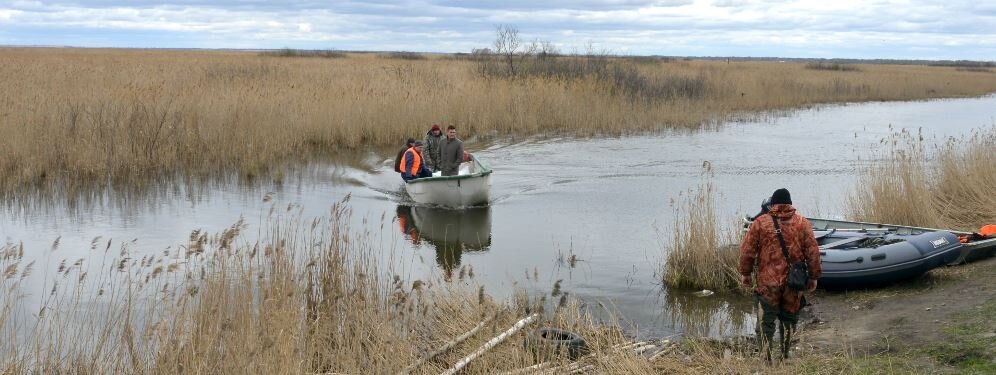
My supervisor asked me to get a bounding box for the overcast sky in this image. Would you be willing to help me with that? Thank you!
[1,0,994,59]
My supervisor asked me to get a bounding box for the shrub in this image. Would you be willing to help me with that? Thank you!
[805,62,862,72]
[262,48,347,58]
[383,51,426,60]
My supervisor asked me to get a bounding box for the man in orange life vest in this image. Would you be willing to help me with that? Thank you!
[401,140,433,181]
[394,137,417,174]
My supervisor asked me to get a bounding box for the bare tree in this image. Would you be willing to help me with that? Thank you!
[493,25,521,76]
[537,40,559,60]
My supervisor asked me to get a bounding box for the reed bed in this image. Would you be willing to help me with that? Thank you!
[848,126,996,231]
[3,48,996,198]
[0,196,668,374]
[660,181,741,292]
[0,195,952,373]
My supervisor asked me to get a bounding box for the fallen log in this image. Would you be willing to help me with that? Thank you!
[439,313,540,375]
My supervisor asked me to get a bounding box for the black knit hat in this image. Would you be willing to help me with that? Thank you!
[771,188,792,205]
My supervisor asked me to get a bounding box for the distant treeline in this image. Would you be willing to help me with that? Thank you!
[257,48,995,68]
[690,56,996,67]
[261,48,347,58]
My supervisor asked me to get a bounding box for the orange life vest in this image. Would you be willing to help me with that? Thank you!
[981,224,996,237]
[400,148,422,175]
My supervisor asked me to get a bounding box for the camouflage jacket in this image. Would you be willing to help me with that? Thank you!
[423,131,444,171]
[739,204,822,313]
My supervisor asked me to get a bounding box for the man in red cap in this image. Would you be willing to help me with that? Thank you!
[423,124,444,173]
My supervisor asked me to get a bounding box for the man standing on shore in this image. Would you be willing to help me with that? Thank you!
[424,124,444,172]
[739,188,822,362]
[440,125,464,176]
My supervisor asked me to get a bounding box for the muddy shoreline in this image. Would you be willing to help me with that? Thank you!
[797,256,996,372]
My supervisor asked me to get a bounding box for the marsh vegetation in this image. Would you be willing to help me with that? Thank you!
[3,48,996,197]
[848,127,996,231]
[660,180,740,292]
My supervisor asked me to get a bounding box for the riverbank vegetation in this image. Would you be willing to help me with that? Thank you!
[660,180,740,292]
[0,197,648,373]
[848,126,996,231]
[0,196,809,374]
[3,48,996,198]
[4,194,989,373]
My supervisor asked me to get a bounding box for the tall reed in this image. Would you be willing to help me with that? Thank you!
[661,180,741,292]
[0,197,657,373]
[3,48,996,198]
[848,127,996,231]
[1,196,955,373]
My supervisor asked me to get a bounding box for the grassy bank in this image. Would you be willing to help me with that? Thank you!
[848,127,996,231]
[4,48,996,197]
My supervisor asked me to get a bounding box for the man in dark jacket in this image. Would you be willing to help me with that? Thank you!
[439,125,464,176]
[394,138,416,173]
[424,124,444,172]
[740,188,822,362]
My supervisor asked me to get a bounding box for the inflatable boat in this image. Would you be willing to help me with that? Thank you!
[814,227,961,288]
[808,218,996,265]
[742,216,965,288]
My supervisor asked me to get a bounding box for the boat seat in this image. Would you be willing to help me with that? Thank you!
[819,236,868,250]
[814,228,837,240]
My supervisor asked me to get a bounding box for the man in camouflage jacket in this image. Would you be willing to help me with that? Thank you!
[423,124,443,172]
[739,188,822,361]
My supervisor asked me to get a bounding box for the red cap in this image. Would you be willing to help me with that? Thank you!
[431,124,441,131]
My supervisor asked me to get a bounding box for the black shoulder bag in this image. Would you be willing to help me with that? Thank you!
[772,215,809,290]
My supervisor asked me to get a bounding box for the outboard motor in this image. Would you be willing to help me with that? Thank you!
[751,197,772,221]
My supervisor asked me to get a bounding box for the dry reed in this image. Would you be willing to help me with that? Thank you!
[0,195,960,373]
[848,126,996,231]
[660,180,741,292]
[3,48,996,198]
[0,197,661,374]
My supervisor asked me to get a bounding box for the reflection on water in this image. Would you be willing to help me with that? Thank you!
[662,291,755,337]
[395,205,492,278]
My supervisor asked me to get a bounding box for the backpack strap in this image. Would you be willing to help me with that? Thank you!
[771,215,792,262]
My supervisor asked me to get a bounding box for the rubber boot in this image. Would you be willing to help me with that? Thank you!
[777,320,785,362]
[781,323,794,360]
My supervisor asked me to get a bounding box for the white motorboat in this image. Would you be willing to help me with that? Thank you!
[404,154,492,208]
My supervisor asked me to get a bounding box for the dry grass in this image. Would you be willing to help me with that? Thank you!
[848,126,996,231]
[0,196,674,374]
[660,178,741,292]
[3,48,996,197]
[0,195,960,373]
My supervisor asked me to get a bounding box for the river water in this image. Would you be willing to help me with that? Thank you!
[2,96,995,339]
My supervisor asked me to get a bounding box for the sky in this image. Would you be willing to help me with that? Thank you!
[1,0,995,60]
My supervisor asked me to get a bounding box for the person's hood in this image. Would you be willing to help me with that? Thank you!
[768,203,796,219]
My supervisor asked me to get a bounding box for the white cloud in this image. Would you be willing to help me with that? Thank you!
[0,9,24,20]
[0,0,993,59]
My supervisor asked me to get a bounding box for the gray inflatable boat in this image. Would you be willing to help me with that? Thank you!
[815,228,961,288]
[742,198,963,288]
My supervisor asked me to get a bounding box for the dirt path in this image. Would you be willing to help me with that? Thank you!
[800,256,996,370]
